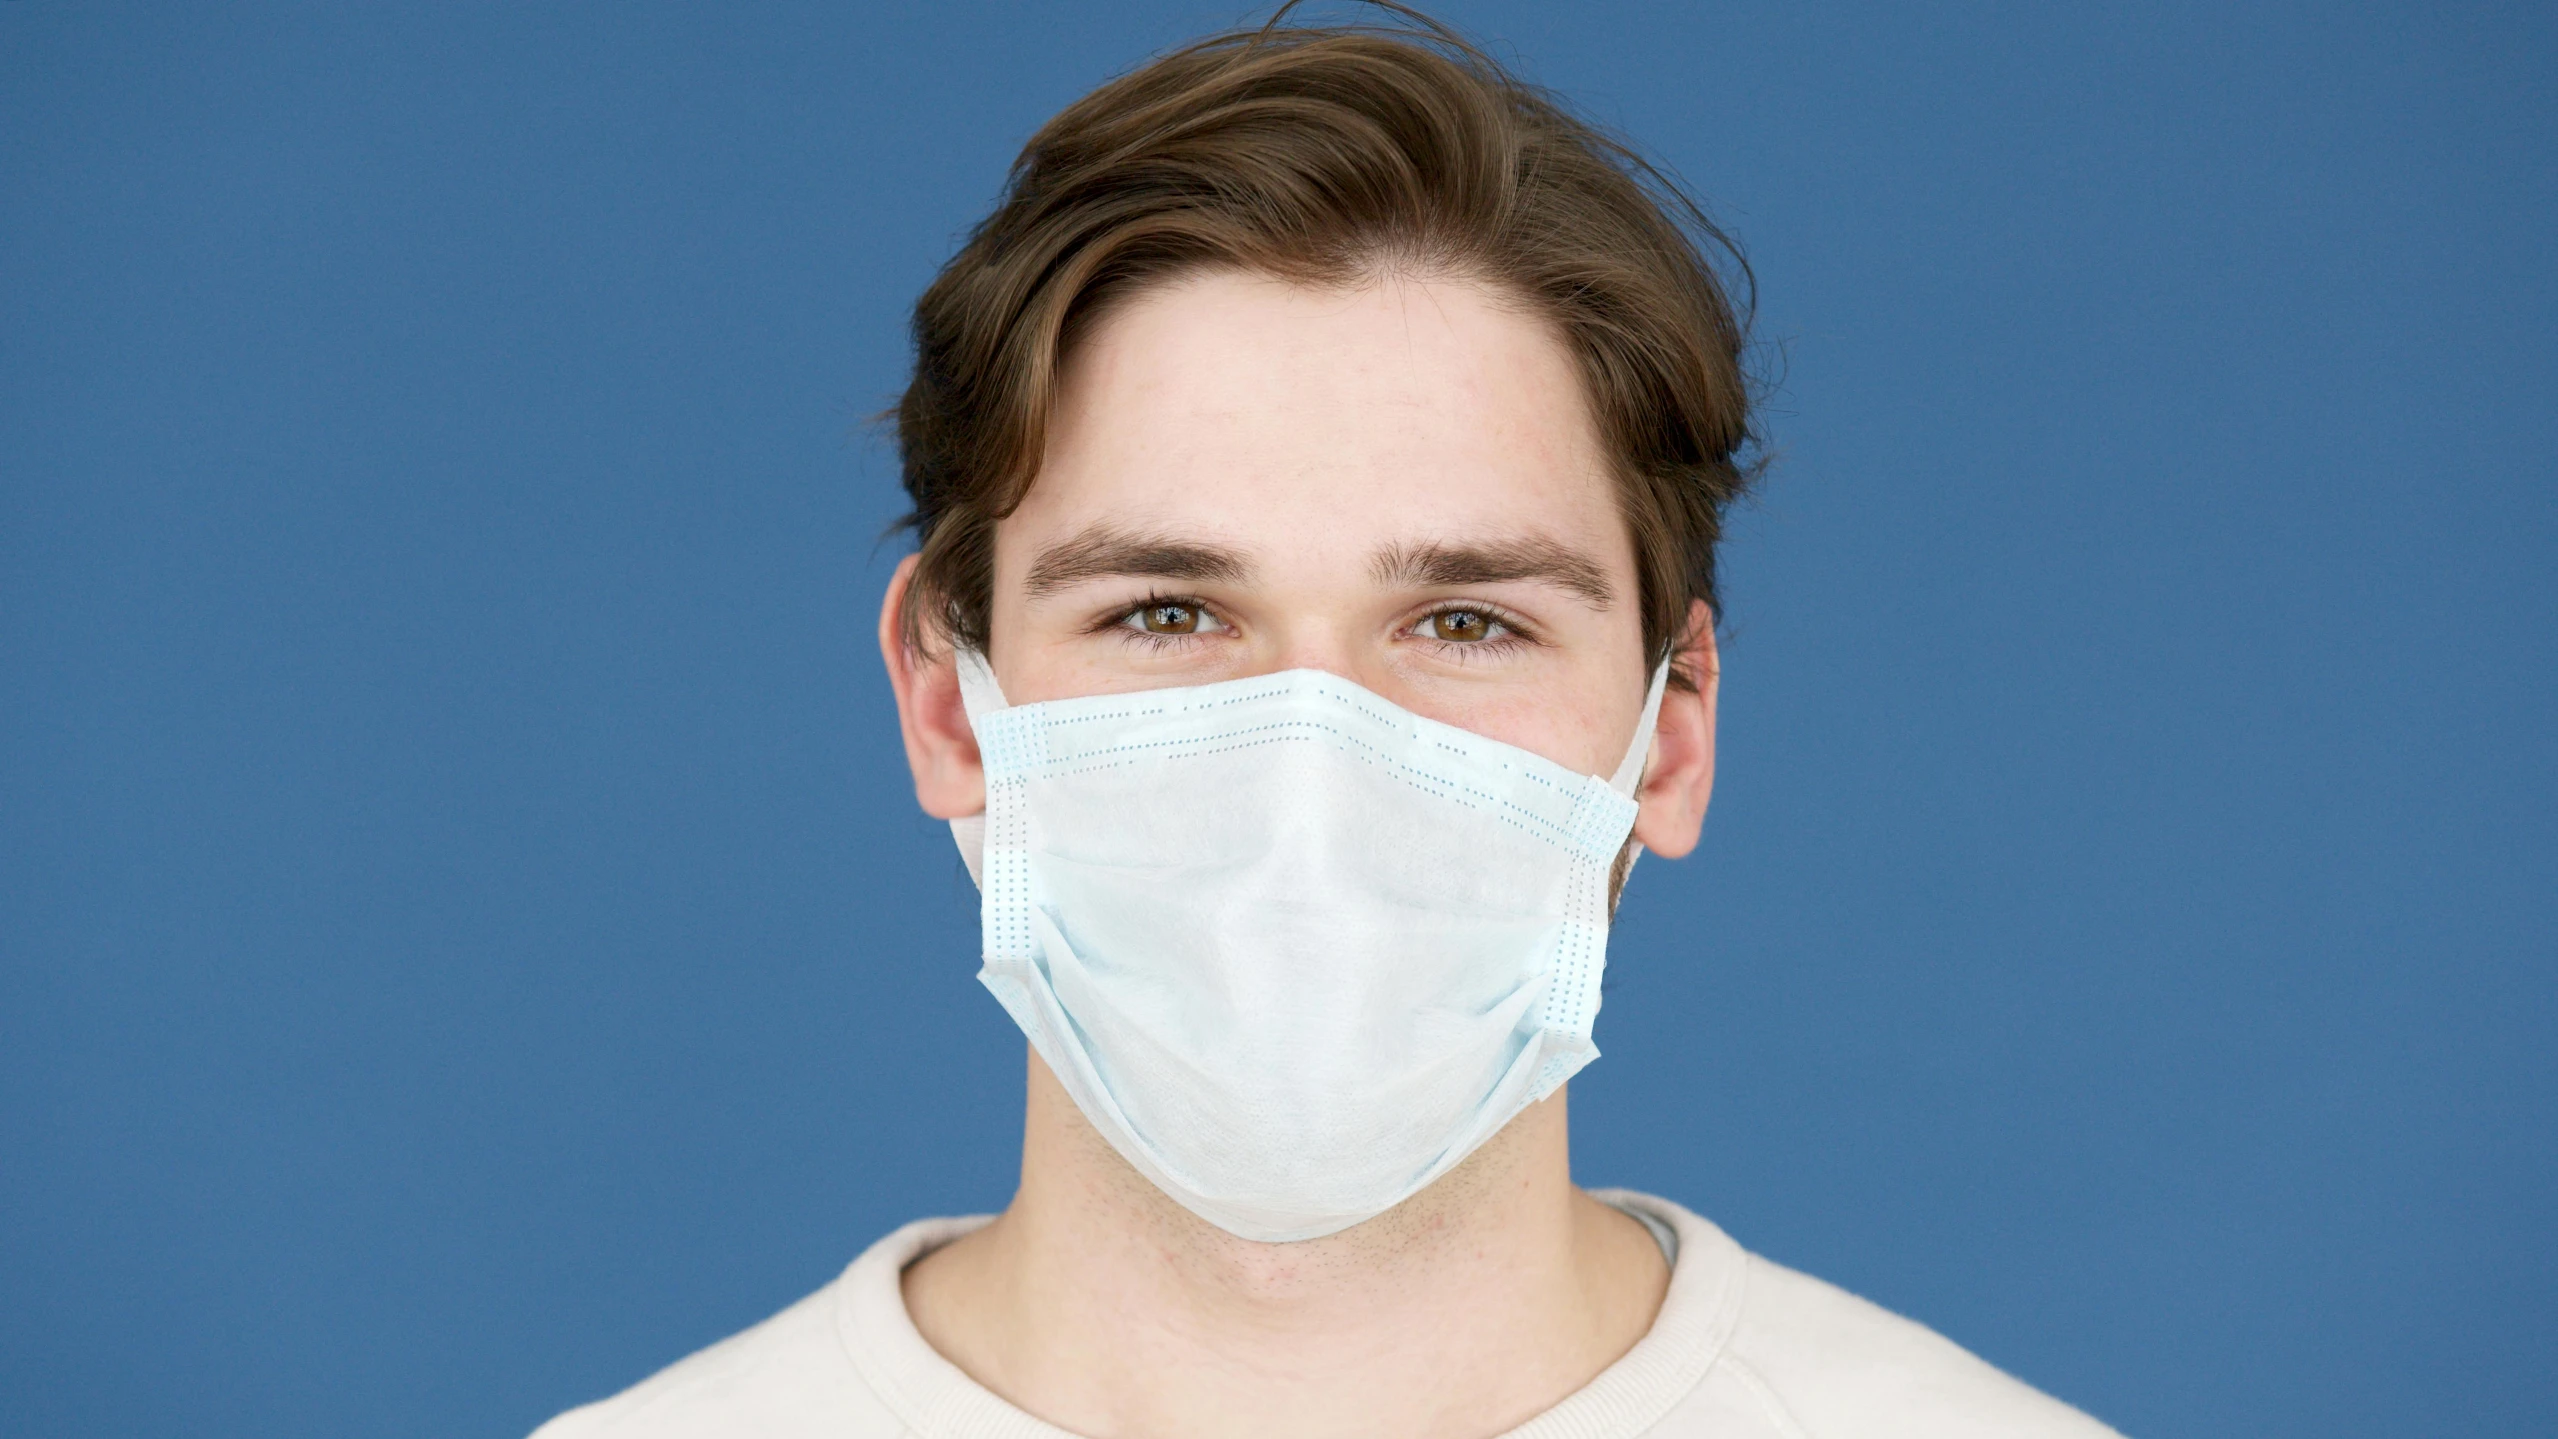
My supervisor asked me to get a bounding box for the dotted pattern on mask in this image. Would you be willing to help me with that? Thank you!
[973,689,1048,966]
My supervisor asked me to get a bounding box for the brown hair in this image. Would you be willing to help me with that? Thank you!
[894,5,1758,677]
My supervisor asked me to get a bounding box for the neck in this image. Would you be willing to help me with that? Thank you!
[901,1051,1670,1439]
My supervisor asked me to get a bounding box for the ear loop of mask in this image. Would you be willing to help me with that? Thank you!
[947,653,1667,890]
[1608,660,1673,893]
[947,650,1009,887]
[1612,660,1672,797]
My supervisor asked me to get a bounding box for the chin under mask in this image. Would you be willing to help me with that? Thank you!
[948,657,1665,1243]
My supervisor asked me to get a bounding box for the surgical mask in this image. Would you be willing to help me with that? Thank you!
[949,654,1667,1243]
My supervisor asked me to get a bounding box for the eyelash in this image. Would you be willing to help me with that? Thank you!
[1095,594,1540,656]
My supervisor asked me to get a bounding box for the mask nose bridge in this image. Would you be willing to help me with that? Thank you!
[957,642,1387,717]
[959,645,1663,786]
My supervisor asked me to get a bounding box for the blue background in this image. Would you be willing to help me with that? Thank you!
[4,3,2551,1435]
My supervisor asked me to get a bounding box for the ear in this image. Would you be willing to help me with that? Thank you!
[1631,599,1718,859]
[878,554,986,820]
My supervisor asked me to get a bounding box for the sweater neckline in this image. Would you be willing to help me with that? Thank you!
[830,1189,1747,1439]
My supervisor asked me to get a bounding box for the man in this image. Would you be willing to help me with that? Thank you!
[538,12,2122,1438]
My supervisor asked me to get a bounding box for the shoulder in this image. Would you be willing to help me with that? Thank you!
[1725,1251,2124,1438]
[527,1216,993,1439]
[1606,1193,2127,1439]
[527,1280,880,1439]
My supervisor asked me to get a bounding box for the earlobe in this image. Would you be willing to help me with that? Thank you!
[878,556,988,820]
[1630,601,1719,860]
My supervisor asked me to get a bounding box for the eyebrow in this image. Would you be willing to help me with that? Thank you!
[1022,525,1254,597]
[1369,537,1617,609]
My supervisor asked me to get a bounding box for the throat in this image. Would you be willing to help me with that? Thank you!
[900,1067,1670,1439]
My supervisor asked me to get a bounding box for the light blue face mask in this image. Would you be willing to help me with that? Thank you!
[950,656,1667,1243]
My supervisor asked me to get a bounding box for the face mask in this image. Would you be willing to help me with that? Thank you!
[948,654,1667,1243]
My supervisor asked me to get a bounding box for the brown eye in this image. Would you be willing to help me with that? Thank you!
[1142,603,1200,634]
[1428,609,1492,642]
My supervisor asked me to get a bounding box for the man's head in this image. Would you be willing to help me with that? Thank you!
[882,12,1753,858]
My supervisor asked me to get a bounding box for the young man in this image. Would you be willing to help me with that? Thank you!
[538,15,2122,1439]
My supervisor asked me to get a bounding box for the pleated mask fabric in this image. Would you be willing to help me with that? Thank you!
[949,655,1666,1242]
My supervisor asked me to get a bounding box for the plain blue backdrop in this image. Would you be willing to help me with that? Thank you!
[3,2,2551,1435]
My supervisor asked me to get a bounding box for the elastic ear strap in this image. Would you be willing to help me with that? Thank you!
[1608,661,1672,797]
[949,650,1007,889]
[954,648,1009,722]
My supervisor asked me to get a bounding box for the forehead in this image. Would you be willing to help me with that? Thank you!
[1007,269,1627,564]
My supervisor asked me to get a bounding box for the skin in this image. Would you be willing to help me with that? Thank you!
[879,269,1721,1439]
